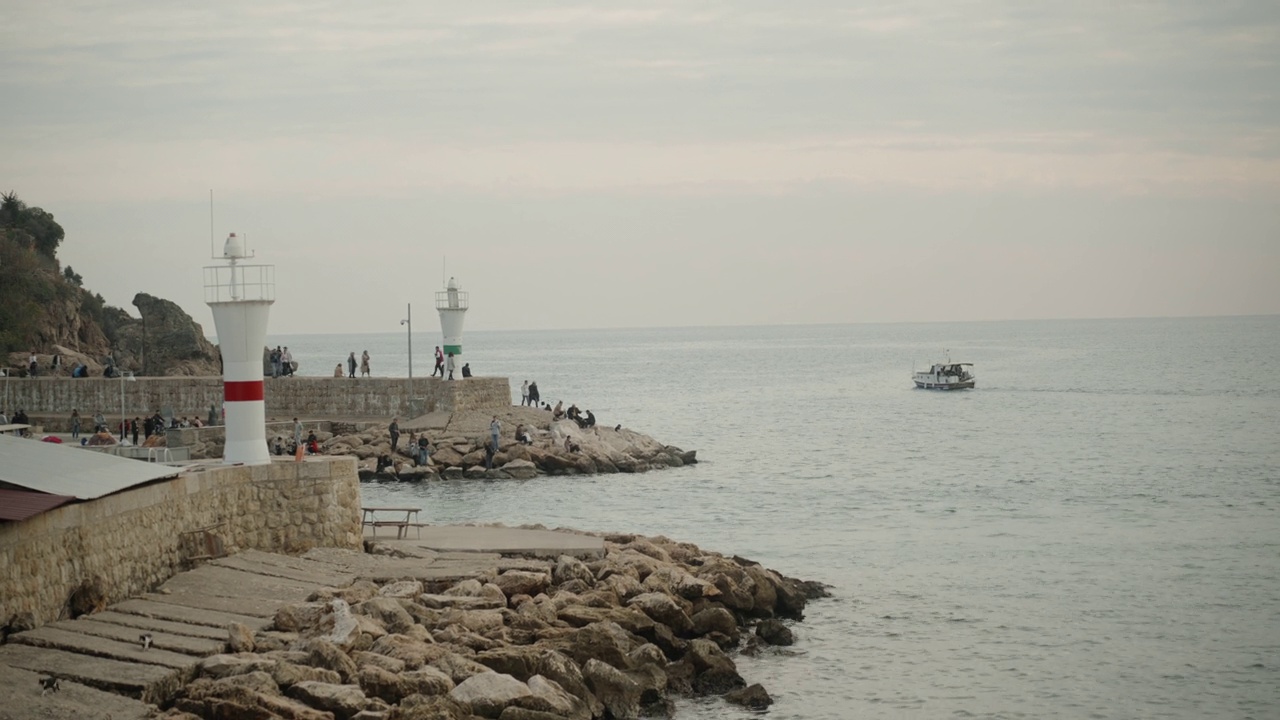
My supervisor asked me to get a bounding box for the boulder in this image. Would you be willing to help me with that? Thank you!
[429,652,496,685]
[198,654,277,679]
[358,665,404,704]
[276,602,330,633]
[273,661,342,689]
[494,571,550,598]
[683,639,745,695]
[227,622,256,653]
[379,580,425,599]
[691,607,739,644]
[353,651,406,675]
[448,672,531,719]
[287,681,369,720]
[581,658,641,720]
[306,638,360,682]
[559,621,642,671]
[551,555,595,587]
[371,634,437,669]
[401,666,455,697]
[626,593,693,635]
[725,682,773,710]
[518,675,590,720]
[356,597,417,634]
[755,618,794,646]
[419,593,505,611]
[500,459,538,479]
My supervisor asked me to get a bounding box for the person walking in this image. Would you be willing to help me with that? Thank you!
[360,350,371,377]
[131,418,140,446]
[528,381,540,407]
[446,352,456,380]
[93,411,106,433]
[520,381,529,406]
[70,409,81,439]
[389,417,400,453]
[347,352,357,378]
[432,346,444,378]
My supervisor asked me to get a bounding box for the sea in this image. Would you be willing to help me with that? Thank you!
[269,316,1279,720]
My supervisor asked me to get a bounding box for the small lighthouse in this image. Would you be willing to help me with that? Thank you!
[204,233,274,465]
[435,276,469,359]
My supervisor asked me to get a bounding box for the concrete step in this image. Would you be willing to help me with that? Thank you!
[0,644,182,705]
[51,617,226,656]
[88,610,232,641]
[235,548,360,581]
[142,591,283,619]
[11,626,196,670]
[210,554,353,587]
[0,662,154,720]
[112,598,271,631]
[160,564,319,603]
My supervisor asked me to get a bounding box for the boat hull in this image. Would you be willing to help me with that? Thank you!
[913,379,975,390]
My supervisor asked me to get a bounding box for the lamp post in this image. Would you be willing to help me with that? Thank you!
[120,371,135,443]
[400,303,412,410]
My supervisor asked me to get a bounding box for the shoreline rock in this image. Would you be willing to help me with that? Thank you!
[158,529,828,720]
[245,408,698,481]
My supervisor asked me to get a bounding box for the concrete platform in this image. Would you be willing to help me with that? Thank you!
[0,524,602,713]
[399,525,605,559]
[0,663,153,720]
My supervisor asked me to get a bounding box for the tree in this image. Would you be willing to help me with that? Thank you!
[64,265,83,286]
[0,191,64,258]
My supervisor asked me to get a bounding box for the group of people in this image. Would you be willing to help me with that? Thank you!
[17,349,120,379]
[385,416,433,467]
[336,350,373,378]
[519,381,541,406]
[269,346,295,378]
[432,346,467,380]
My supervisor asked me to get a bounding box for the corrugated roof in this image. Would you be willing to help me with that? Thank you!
[0,434,181,500]
[0,488,77,522]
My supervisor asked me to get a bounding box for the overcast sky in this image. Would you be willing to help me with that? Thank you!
[3,1,1278,334]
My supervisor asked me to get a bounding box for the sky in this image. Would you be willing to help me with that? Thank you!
[2,0,1278,335]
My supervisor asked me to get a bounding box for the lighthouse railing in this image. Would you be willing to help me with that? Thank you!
[204,264,276,303]
[435,289,469,310]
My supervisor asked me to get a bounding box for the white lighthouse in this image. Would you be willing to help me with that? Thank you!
[204,233,274,465]
[435,276,469,359]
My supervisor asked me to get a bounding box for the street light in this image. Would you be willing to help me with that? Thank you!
[400,303,414,414]
[120,371,135,443]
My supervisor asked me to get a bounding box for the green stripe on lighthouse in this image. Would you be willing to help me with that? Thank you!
[444,345,461,355]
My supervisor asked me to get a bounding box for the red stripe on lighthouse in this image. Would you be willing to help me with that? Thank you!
[224,380,264,402]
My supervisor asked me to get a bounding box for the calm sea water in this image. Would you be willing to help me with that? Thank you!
[268,316,1280,720]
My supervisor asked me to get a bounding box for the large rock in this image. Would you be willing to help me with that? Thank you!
[448,673,532,719]
[306,638,360,682]
[725,683,773,709]
[755,618,794,646]
[501,459,538,479]
[123,292,221,376]
[357,597,417,634]
[581,658,641,720]
[494,571,550,598]
[626,593,693,635]
[371,634,438,669]
[287,681,369,720]
[518,675,590,720]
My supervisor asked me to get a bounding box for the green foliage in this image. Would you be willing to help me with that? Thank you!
[63,265,83,286]
[0,191,64,259]
[0,230,44,353]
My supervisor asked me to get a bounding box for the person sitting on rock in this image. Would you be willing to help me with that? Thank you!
[273,436,285,455]
[515,424,533,445]
[333,363,343,378]
[416,435,431,466]
[461,362,472,378]
[563,435,580,453]
[306,431,320,455]
[552,401,565,421]
[584,410,596,428]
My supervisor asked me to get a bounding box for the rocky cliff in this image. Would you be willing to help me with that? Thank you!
[1,194,220,377]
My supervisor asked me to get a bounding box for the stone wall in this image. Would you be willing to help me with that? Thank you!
[0,457,361,630]
[5,376,513,427]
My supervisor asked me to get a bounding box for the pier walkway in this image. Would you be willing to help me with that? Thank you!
[0,526,603,719]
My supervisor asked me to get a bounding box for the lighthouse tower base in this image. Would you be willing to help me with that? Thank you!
[210,301,272,465]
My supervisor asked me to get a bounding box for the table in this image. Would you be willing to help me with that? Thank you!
[361,507,421,539]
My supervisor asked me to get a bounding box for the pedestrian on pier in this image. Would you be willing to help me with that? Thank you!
[489,416,501,453]
[70,409,81,439]
[389,417,401,453]
[521,381,529,406]
[446,352,456,380]
[347,352,357,378]
[293,418,303,450]
[361,350,371,377]
[432,347,444,377]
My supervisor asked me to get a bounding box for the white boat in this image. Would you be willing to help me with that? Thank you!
[913,359,975,390]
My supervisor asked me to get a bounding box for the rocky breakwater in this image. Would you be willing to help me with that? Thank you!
[314,408,697,481]
[158,531,828,720]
